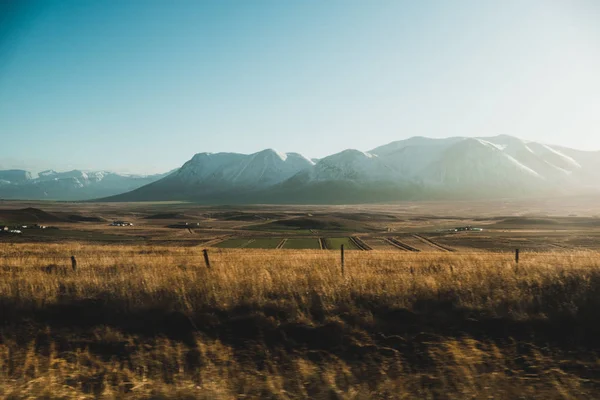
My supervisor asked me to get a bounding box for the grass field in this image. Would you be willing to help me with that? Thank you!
[282,238,322,249]
[324,237,360,250]
[2,243,600,398]
[0,228,145,243]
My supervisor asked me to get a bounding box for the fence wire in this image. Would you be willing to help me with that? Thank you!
[1,250,598,262]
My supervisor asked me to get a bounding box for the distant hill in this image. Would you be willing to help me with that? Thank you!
[103,135,600,204]
[0,207,107,224]
[0,207,64,223]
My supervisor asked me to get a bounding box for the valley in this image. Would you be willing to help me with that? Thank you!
[2,196,600,252]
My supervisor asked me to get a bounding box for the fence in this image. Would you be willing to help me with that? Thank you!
[2,247,599,277]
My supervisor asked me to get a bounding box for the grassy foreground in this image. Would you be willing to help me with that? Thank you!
[1,244,600,398]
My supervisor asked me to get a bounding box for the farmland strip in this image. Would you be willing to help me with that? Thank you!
[350,236,372,251]
[203,236,231,247]
[412,234,455,252]
[240,239,255,248]
[385,237,420,252]
[319,238,327,250]
[276,239,287,249]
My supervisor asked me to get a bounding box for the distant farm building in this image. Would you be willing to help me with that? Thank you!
[453,226,483,232]
[110,221,134,226]
[0,224,47,232]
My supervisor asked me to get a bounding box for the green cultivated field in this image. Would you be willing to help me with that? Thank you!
[282,238,322,249]
[244,238,282,249]
[214,238,251,248]
[325,237,359,250]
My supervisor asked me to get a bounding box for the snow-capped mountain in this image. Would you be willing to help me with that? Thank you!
[0,169,172,200]
[176,149,314,187]
[107,149,315,201]
[103,135,600,204]
[367,135,582,185]
[5,135,600,203]
[306,149,395,182]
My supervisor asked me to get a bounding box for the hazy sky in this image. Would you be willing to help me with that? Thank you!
[1,0,599,174]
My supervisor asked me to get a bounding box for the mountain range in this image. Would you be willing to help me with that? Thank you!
[2,135,598,203]
[100,135,600,204]
[0,169,170,201]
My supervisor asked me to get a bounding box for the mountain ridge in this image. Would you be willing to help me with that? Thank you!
[101,135,600,204]
[0,169,172,201]
[2,136,597,202]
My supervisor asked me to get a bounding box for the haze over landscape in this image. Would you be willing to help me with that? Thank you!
[1,0,599,179]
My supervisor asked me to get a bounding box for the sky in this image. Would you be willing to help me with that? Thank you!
[0,0,599,175]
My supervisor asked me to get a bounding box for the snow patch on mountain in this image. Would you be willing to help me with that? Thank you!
[307,149,396,182]
[421,138,538,184]
[173,149,314,189]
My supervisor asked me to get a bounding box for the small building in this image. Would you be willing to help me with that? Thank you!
[178,222,201,227]
[0,226,9,232]
[110,221,133,227]
[453,226,483,232]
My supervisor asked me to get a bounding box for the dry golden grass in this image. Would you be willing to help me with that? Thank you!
[1,243,600,398]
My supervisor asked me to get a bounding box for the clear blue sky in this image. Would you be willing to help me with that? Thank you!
[1,0,599,174]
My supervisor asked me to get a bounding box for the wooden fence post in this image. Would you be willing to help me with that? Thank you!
[515,249,520,264]
[203,249,211,269]
[341,244,345,276]
[71,255,77,272]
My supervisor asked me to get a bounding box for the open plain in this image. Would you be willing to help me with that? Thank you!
[2,197,600,398]
[2,196,600,252]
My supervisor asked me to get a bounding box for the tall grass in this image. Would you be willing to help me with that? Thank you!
[1,243,600,398]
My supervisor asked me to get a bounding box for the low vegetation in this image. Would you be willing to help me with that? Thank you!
[1,244,600,398]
